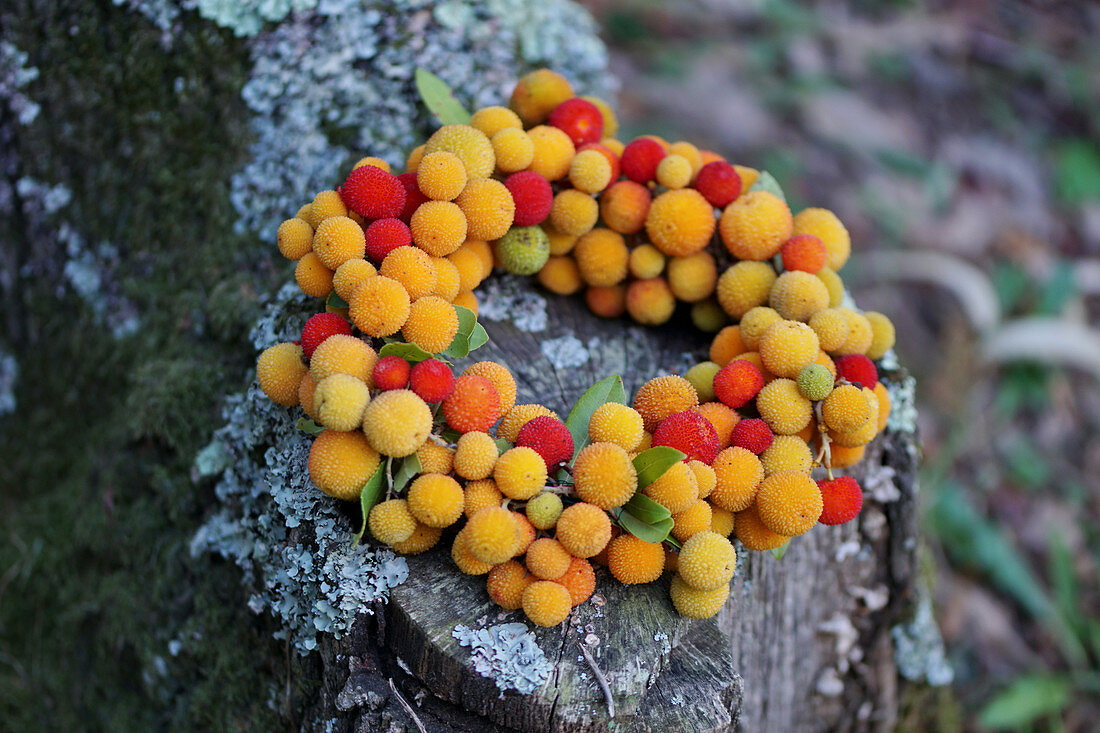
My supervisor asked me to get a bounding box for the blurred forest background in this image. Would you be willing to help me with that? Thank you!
[1,0,1097,730]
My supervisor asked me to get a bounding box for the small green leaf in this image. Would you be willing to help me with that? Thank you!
[979,675,1071,730]
[326,291,349,310]
[441,305,478,359]
[296,418,324,436]
[769,541,790,560]
[664,536,682,550]
[391,452,422,494]
[440,427,462,444]
[468,322,490,352]
[748,170,786,202]
[414,68,471,126]
[565,375,627,462]
[614,508,673,544]
[493,437,511,454]
[632,446,687,488]
[354,464,387,546]
[378,341,437,364]
[623,493,671,523]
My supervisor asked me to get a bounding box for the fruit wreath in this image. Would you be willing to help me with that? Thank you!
[255,68,897,629]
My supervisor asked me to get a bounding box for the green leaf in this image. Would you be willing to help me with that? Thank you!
[391,452,422,494]
[296,418,324,436]
[326,291,349,310]
[440,427,462,444]
[632,446,687,488]
[468,322,490,353]
[623,493,671,523]
[378,341,436,364]
[979,675,1071,730]
[441,305,478,359]
[769,541,790,561]
[414,68,471,126]
[354,464,387,546]
[1053,138,1100,204]
[565,375,627,462]
[748,170,786,202]
[493,437,511,454]
[614,508,673,544]
[664,535,682,550]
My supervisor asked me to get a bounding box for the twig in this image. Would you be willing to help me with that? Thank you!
[388,678,427,733]
[579,643,615,719]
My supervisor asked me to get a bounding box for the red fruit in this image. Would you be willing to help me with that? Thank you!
[547,97,604,147]
[578,142,621,183]
[728,418,774,455]
[504,171,553,226]
[780,234,827,274]
[620,138,666,184]
[817,476,863,525]
[442,374,501,433]
[396,172,429,222]
[408,358,454,403]
[713,360,765,409]
[339,165,406,219]
[372,355,410,391]
[834,354,878,389]
[652,410,720,464]
[693,161,742,208]
[515,415,575,470]
[300,312,352,358]
[363,218,412,263]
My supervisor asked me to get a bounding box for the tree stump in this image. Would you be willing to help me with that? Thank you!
[308,278,920,732]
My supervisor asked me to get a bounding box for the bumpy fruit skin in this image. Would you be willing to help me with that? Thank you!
[759,320,821,378]
[689,460,717,499]
[522,581,572,627]
[608,535,665,584]
[452,528,493,575]
[709,326,746,367]
[537,256,582,295]
[685,361,720,402]
[491,128,535,173]
[822,384,872,433]
[462,361,517,414]
[874,382,892,431]
[864,312,896,360]
[510,69,574,126]
[668,251,718,302]
[511,512,537,556]
[573,442,637,509]
[425,124,495,179]
[588,403,644,452]
[585,285,627,319]
[495,225,550,275]
[690,401,738,452]
[410,200,468,257]
[549,189,598,236]
[644,461,699,515]
[465,507,520,565]
[296,252,335,298]
[431,256,461,301]
[455,178,514,241]
[668,141,702,175]
[835,354,878,389]
[299,372,320,421]
[555,502,612,558]
[368,499,417,545]
[621,137,666,183]
[760,434,813,476]
[400,297,458,354]
[504,171,553,226]
[693,160,742,207]
[448,247,486,292]
[781,234,828,274]
[361,389,432,457]
[577,142,621,183]
[487,560,533,610]
[407,474,464,528]
[756,378,813,435]
[677,531,737,591]
[310,190,348,228]
[670,574,729,619]
[258,342,308,406]
[313,216,366,271]
[340,165,405,219]
[443,374,501,434]
[454,432,499,481]
[709,446,764,512]
[713,359,764,409]
[797,363,835,401]
[818,476,863,525]
[381,246,438,300]
[391,522,442,554]
[463,478,503,517]
[600,181,651,234]
[278,218,314,260]
[672,500,713,542]
[652,411,721,464]
[792,207,850,270]
[645,189,716,257]
[527,125,576,181]
[416,440,454,475]
[733,506,790,551]
[558,557,596,606]
[719,191,793,261]
[349,276,411,338]
[548,97,604,146]
[808,309,850,352]
[815,267,845,308]
[734,309,776,353]
[453,290,478,315]
[836,308,874,356]
[516,415,574,471]
[526,492,564,530]
[716,261,777,319]
[756,470,823,536]
[493,446,548,500]
[363,218,412,263]
[498,404,557,443]
[626,278,676,326]
[309,334,377,384]
[417,150,467,201]
[397,172,430,222]
[574,228,629,287]
[333,259,378,301]
[470,105,522,138]
[634,375,700,432]
[313,374,371,431]
[728,418,774,455]
[710,506,736,538]
[526,538,572,580]
[308,430,381,501]
[629,243,665,280]
[568,149,612,193]
[352,156,390,172]
[656,154,693,189]
[769,270,830,323]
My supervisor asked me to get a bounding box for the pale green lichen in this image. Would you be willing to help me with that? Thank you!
[453,622,553,695]
[892,589,954,686]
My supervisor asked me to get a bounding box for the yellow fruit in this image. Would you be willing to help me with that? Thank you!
[755,470,823,536]
[455,178,514,241]
[865,311,896,360]
[588,403,645,452]
[874,381,892,431]
[390,522,442,554]
[453,432,500,481]
[709,325,747,367]
[491,127,535,173]
[583,95,618,137]
[417,150,468,201]
[487,560,534,610]
[719,190,792,260]
[537,255,582,295]
[309,190,348,228]
[544,224,578,256]
[768,270,830,322]
[643,461,699,515]
[645,189,716,257]
[668,142,702,177]
[309,334,377,384]
[510,69,574,126]
[667,251,718,303]
[311,216,363,271]
[669,573,729,619]
[463,361,518,414]
[738,307,781,352]
[733,505,790,551]
[511,511,536,557]
[401,296,459,354]
[808,309,850,352]
[677,531,737,591]
[633,375,699,432]
[759,320,820,378]
[380,247,438,301]
[526,125,575,181]
[555,502,612,558]
[405,145,426,173]
[497,404,557,443]
[465,506,521,565]
[522,580,572,627]
[574,228,629,287]
[716,261,777,319]
[835,308,873,356]
[452,289,478,315]
[333,259,377,301]
[792,207,850,270]
[689,460,717,499]
[368,499,417,545]
[822,384,872,433]
[760,434,813,476]
[629,243,666,280]
[416,441,454,475]
[569,149,612,194]
[313,374,371,431]
[295,252,335,298]
[493,447,548,500]
[607,535,665,584]
[298,371,320,421]
[349,275,411,338]
[409,201,467,257]
[756,378,813,435]
[430,257,461,301]
[277,218,314,260]
[710,506,735,538]
[463,478,503,518]
[672,500,713,542]
[448,246,486,292]
[815,266,845,307]
[550,189,598,236]
[360,389,432,457]
[307,430,381,501]
[352,156,390,172]
[709,446,764,512]
[693,402,740,450]
[573,442,638,509]
[452,528,494,575]
[257,342,307,407]
[526,492,564,530]
[295,203,312,223]
[525,538,572,580]
[626,277,676,326]
[600,180,651,234]
[407,473,464,528]
[656,154,693,189]
[470,105,522,138]
[424,124,494,179]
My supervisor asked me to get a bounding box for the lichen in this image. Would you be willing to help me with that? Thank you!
[452,621,553,695]
[884,367,918,434]
[892,591,954,686]
[478,273,549,333]
[540,333,590,368]
[0,41,40,125]
[0,350,17,416]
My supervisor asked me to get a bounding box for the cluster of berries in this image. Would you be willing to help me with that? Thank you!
[254,67,898,628]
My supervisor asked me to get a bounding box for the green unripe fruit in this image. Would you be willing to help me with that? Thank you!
[526,491,564,530]
[685,361,721,403]
[690,299,728,333]
[796,363,834,401]
[495,226,550,275]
